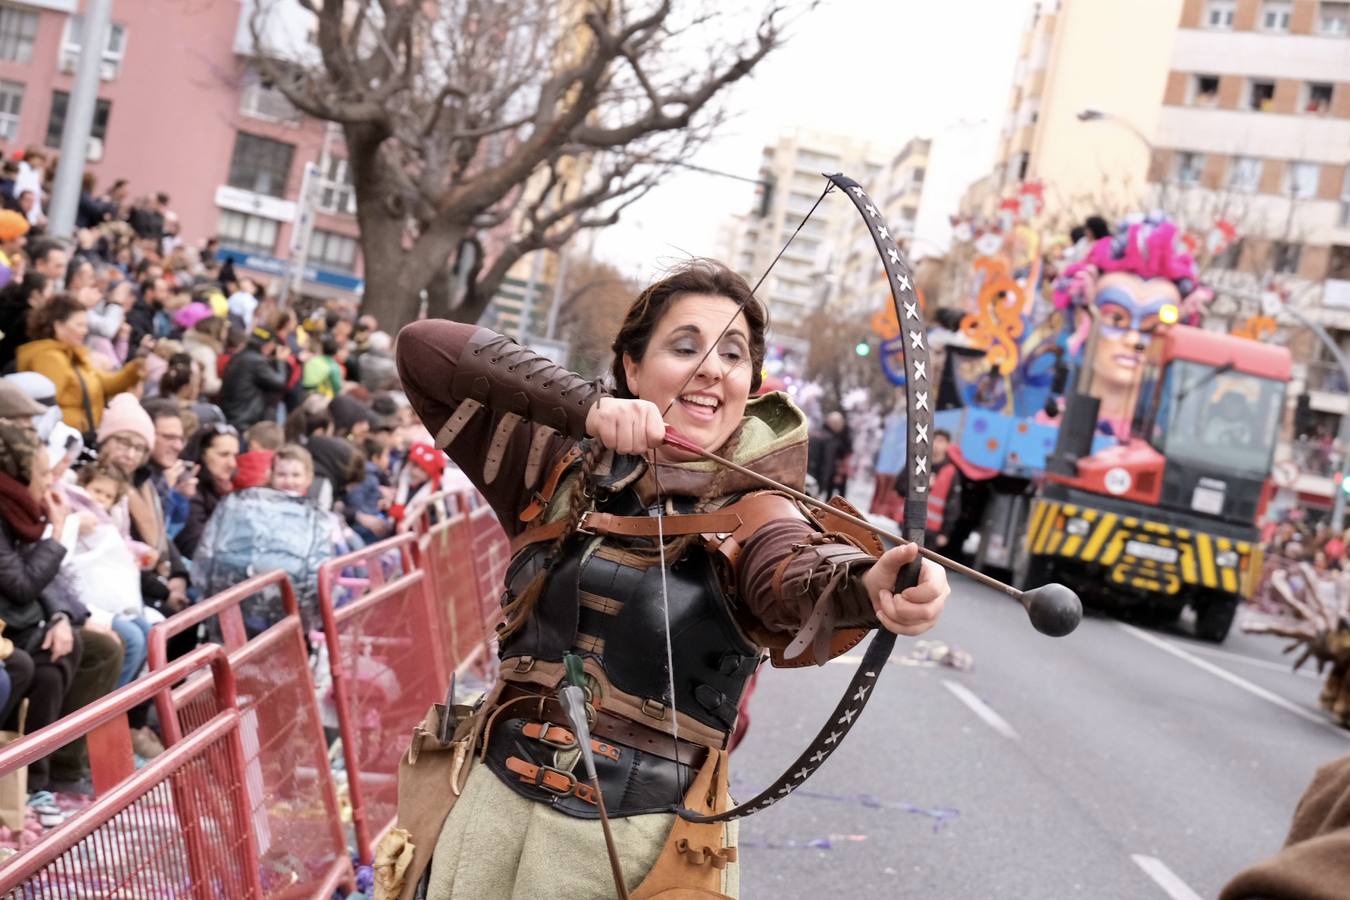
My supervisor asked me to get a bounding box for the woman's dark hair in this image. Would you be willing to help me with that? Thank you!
[192,315,229,345]
[284,397,333,443]
[320,334,339,357]
[159,353,196,397]
[27,293,86,341]
[609,259,767,398]
[0,272,47,310]
[183,423,238,465]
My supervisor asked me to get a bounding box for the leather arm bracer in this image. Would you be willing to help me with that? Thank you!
[450,329,607,440]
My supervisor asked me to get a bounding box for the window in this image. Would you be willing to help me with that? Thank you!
[1305,82,1334,113]
[1321,1,1350,34]
[1206,0,1236,28]
[1175,151,1205,185]
[1249,80,1276,111]
[1214,238,1244,269]
[227,132,295,198]
[44,91,112,149]
[318,156,356,215]
[0,80,21,142]
[217,210,279,256]
[1192,74,1220,106]
[60,15,129,78]
[1287,161,1320,198]
[1272,241,1301,274]
[1329,245,1350,280]
[1013,152,1030,181]
[1228,156,1263,192]
[1261,0,1293,30]
[0,5,37,63]
[309,229,358,271]
[911,166,926,184]
[240,66,300,123]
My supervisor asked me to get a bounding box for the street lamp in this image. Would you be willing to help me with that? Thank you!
[1075,107,1154,153]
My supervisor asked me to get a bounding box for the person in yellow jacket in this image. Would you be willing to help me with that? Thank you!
[16,293,145,436]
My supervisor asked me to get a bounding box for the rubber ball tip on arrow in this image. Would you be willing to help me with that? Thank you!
[1019,583,1082,637]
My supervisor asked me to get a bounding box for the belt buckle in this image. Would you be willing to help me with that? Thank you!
[576,511,595,535]
[536,723,577,750]
[531,764,579,796]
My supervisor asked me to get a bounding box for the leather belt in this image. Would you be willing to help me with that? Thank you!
[522,721,621,762]
[496,683,710,767]
[504,756,596,805]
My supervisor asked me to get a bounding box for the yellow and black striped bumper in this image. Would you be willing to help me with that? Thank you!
[1026,498,1262,598]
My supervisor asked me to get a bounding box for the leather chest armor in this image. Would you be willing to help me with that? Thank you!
[485,483,760,818]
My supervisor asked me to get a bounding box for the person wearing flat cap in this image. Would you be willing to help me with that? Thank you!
[218,325,291,430]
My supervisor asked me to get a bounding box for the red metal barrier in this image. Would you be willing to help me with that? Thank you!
[416,511,491,672]
[147,571,351,897]
[0,645,262,897]
[467,504,510,642]
[317,532,441,865]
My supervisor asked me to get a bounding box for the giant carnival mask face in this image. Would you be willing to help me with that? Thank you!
[1089,272,1181,392]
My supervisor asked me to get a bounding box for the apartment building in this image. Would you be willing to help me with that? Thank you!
[731,129,893,329]
[0,0,363,301]
[990,0,1183,216]
[1152,0,1350,506]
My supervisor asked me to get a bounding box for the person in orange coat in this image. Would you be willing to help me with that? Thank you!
[16,294,145,437]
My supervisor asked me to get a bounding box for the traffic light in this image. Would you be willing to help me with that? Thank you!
[855,341,871,357]
[1340,471,1350,496]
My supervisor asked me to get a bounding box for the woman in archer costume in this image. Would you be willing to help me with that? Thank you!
[382,260,949,900]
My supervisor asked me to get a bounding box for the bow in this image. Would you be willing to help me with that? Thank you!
[640,174,933,824]
[647,174,1081,825]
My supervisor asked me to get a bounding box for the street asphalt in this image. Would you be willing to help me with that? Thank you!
[731,575,1349,899]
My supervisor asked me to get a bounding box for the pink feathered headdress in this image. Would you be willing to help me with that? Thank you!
[1053,220,1211,321]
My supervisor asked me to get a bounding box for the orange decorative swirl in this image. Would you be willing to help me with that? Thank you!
[959,257,1025,376]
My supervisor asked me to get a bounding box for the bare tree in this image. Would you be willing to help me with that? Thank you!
[249,0,798,328]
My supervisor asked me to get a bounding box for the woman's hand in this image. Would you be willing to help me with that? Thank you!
[584,398,667,456]
[83,619,120,643]
[44,490,70,537]
[860,543,949,636]
[42,619,74,662]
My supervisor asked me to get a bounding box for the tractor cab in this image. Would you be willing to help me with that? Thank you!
[1054,325,1290,527]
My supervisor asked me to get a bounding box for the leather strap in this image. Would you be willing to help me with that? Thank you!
[434,398,482,450]
[579,510,742,539]
[497,683,711,766]
[504,756,597,805]
[519,445,582,524]
[484,412,523,484]
[509,507,743,555]
[522,721,621,762]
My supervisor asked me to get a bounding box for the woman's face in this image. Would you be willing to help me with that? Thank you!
[103,431,150,477]
[26,447,50,504]
[111,282,134,310]
[203,434,240,484]
[68,262,94,291]
[53,310,89,347]
[622,293,753,459]
[1089,273,1180,391]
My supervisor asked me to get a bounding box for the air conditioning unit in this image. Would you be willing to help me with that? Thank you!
[86,136,103,162]
[59,54,76,74]
[99,60,116,81]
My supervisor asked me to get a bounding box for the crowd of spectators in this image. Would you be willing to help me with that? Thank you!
[0,146,457,830]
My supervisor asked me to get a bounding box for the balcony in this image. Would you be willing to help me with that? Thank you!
[1306,358,1350,416]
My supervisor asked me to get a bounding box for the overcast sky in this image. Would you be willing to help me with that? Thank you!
[592,0,1038,278]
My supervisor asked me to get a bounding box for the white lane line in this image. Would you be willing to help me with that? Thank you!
[1180,642,1320,680]
[1131,855,1203,900]
[1117,623,1350,739]
[941,679,1020,740]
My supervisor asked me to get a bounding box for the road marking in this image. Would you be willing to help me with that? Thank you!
[1180,642,1320,680]
[1131,855,1202,900]
[1117,623,1350,739]
[941,679,1020,740]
